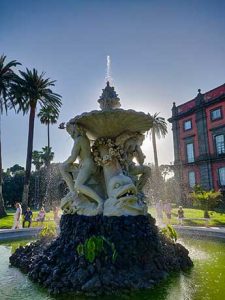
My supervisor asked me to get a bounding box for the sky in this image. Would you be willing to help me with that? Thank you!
[1,0,225,169]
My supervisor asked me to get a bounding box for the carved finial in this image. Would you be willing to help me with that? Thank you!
[172,102,177,116]
[98,81,121,110]
[195,88,204,105]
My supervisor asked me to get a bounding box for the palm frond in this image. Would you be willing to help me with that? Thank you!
[38,105,59,125]
[148,112,168,140]
[10,68,62,114]
[0,54,21,113]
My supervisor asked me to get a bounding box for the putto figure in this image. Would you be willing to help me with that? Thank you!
[59,122,103,214]
[116,132,151,192]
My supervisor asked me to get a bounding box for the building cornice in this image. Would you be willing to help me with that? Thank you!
[168,95,225,123]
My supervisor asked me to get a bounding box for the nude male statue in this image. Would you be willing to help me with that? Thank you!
[59,122,103,207]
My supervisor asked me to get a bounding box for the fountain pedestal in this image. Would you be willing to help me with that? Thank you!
[10,214,192,295]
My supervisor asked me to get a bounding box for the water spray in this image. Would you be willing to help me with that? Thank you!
[106,55,113,84]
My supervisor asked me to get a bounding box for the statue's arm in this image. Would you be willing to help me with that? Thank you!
[135,146,145,165]
[63,139,81,164]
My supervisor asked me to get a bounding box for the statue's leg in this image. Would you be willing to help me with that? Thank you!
[75,167,103,205]
[59,163,76,193]
[137,166,151,191]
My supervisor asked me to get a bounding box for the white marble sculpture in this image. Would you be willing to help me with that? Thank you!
[59,122,103,215]
[59,81,153,216]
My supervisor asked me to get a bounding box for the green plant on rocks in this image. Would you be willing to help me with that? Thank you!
[76,235,118,263]
[39,223,57,239]
[161,224,177,242]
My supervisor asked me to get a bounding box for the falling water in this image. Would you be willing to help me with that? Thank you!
[42,164,64,210]
[105,55,113,84]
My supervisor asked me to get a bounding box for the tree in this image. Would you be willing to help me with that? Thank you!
[159,164,174,181]
[148,113,167,169]
[11,68,62,208]
[38,106,59,152]
[0,55,21,217]
[3,167,25,207]
[32,150,43,171]
[9,164,24,175]
[41,146,54,167]
[190,185,222,218]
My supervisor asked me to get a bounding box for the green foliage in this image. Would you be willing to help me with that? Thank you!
[77,243,84,256]
[38,105,59,125]
[148,112,168,139]
[39,223,57,239]
[40,146,54,167]
[32,151,44,171]
[8,164,25,175]
[32,147,54,169]
[3,168,25,206]
[161,224,177,242]
[0,54,21,112]
[76,235,118,264]
[190,185,222,217]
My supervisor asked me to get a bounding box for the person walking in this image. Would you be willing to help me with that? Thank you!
[164,201,172,224]
[12,203,22,229]
[35,207,46,224]
[53,206,60,225]
[23,207,33,228]
[155,200,164,226]
[178,206,184,225]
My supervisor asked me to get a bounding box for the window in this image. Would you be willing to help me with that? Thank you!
[215,134,225,154]
[188,171,196,188]
[211,108,222,121]
[186,143,194,163]
[184,120,192,131]
[218,167,225,186]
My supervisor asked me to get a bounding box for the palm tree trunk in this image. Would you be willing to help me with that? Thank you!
[0,143,7,217]
[22,104,36,209]
[152,127,159,168]
[47,122,50,149]
[0,113,7,217]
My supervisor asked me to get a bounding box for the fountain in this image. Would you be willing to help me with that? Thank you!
[10,79,193,296]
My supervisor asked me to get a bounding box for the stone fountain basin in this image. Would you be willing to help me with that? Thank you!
[6,223,225,299]
[70,109,153,139]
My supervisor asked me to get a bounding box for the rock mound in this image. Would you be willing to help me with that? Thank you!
[10,214,193,295]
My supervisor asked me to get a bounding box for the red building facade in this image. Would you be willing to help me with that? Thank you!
[169,84,225,193]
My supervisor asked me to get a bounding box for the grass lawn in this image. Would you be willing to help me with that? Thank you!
[0,210,55,229]
[149,207,225,227]
[1,208,225,229]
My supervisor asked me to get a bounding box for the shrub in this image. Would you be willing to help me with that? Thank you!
[190,185,222,217]
[76,235,118,263]
[39,223,57,239]
[161,224,177,242]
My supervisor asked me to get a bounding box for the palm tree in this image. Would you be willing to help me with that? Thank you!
[32,150,43,171]
[148,113,168,169]
[41,146,54,167]
[38,106,59,164]
[0,55,21,217]
[11,68,62,208]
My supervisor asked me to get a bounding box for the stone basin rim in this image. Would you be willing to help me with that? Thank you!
[69,108,153,139]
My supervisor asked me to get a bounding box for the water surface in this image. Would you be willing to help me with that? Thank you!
[0,238,224,300]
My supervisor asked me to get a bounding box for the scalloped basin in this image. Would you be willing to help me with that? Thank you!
[0,238,225,300]
[69,109,153,139]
